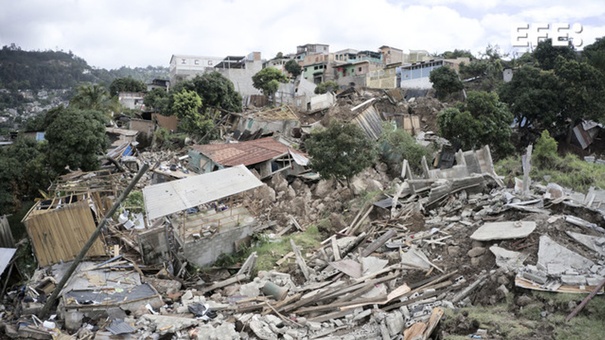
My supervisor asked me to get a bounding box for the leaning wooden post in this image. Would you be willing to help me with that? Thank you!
[40,163,149,318]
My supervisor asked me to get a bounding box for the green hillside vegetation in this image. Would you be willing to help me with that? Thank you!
[0,44,168,91]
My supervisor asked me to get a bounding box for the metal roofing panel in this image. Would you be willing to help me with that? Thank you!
[351,105,383,140]
[143,165,263,220]
[0,248,16,276]
[191,137,291,166]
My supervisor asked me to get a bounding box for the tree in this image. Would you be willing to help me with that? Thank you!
[437,91,514,158]
[305,121,377,182]
[429,66,463,100]
[533,130,558,169]
[533,38,577,70]
[109,77,146,97]
[284,59,302,78]
[70,83,119,117]
[554,56,605,143]
[498,65,561,133]
[314,81,339,94]
[143,88,170,113]
[172,89,214,140]
[378,124,429,175]
[441,49,473,59]
[45,107,108,173]
[191,72,242,113]
[583,36,605,75]
[458,44,506,91]
[252,67,288,104]
[170,72,243,113]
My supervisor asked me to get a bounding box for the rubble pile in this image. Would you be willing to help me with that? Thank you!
[2,153,604,339]
[1,90,604,339]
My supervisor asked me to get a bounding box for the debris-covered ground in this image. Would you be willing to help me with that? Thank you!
[1,89,604,339]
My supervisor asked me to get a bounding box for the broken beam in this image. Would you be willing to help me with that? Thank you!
[40,163,150,318]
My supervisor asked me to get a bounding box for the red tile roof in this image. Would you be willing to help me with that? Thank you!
[191,137,294,166]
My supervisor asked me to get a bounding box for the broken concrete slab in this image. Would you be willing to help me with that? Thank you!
[400,247,432,271]
[537,235,595,274]
[470,221,536,241]
[566,231,605,256]
[139,314,199,335]
[489,246,528,272]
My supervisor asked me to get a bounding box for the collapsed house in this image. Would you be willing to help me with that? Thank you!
[142,165,263,267]
[187,137,309,179]
[20,169,122,267]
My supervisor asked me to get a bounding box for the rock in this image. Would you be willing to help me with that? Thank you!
[314,179,334,197]
[560,275,587,286]
[447,246,461,256]
[496,284,509,299]
[249,316,278,340]
[385,311,404,336]
[516,295,533,307]
[239,280,261,298]
[467,247,486,258]
[470,256,482,267]
[470,221,536,241]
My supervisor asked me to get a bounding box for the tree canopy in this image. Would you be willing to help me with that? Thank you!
[305,122,377,182]
[252,67,288,103]
[0,135,54,214]
[533,38,577,70]
[70,83,119,117]
[437,91,514,158]
[143,88,170,113]
[170,72,242,113]
[378,124,429,175]
[172,89,215,140]
[498,65,561,133]
[45,107,108,173]
[109,77,146,97]
[429,66,463,100]
[314,81,339,94]
[284,59,302,78]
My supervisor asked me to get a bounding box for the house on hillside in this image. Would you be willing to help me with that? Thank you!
[214,52,264,98]
[397,58,469,89]
[188,137,309,179]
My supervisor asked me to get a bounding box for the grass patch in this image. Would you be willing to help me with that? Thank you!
[495,153,605,193]
[443,304,537,339]
[214,225,322,275]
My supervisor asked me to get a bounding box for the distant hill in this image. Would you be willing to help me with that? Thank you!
[0,44,169,91]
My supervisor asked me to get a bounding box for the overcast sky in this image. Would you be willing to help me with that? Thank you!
[1,0,604,70]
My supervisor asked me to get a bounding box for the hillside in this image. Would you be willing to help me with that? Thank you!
[0,44,169,91]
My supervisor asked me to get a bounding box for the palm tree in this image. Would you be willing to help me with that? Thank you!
[70,84,119,118]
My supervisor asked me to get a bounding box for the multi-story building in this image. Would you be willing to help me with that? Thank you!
[214,52,264,97]
[169,55,223,85]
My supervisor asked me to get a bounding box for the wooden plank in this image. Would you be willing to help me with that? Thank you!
[331,237,341,261]
[291,239,310,281]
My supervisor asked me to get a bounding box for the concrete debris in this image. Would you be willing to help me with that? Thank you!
[489,245,528,272]
[470,221,536,241]
[7,91,605,339]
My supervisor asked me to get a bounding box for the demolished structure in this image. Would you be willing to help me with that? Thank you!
[4,88,605,339]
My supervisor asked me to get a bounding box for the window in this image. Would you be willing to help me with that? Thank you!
[208,60,213,66]
[358,67,362,72]
[194,60,199,65]
[181,59,186,64]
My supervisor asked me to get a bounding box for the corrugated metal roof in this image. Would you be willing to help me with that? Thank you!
[143,165,263,220]
[190,137,294,166]
[351,105,383,140]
